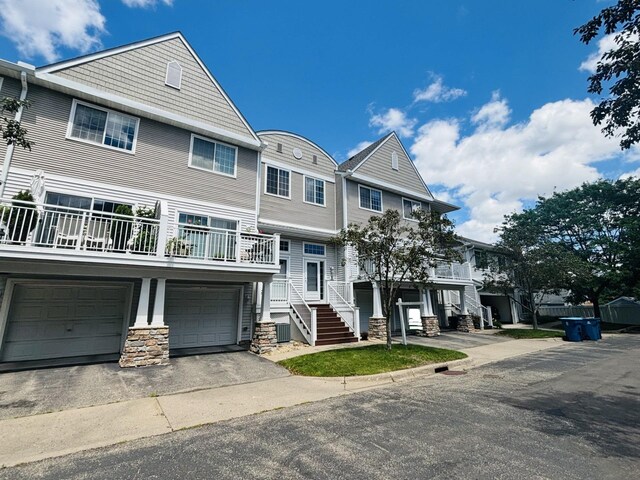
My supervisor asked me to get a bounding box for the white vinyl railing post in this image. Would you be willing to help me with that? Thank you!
[155,200,168,258]
[354,307,360,340]
[310,308,317,346]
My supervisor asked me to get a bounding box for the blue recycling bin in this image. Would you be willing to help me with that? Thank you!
[582,317,602,341]
[560,317,584,342]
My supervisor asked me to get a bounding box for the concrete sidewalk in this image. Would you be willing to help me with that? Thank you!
[0,337,566,468]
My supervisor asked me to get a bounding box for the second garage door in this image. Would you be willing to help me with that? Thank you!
[164,285,240,349]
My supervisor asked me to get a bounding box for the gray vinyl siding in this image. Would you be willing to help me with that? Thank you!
[0,76,24,165]
[355,135,430,196]
[10,85,258,211]
[241,283,252,341]
[259,133,336,176]
[53,38,254,140]
[345,179,413,225]
[260,167,336,230]
[280,238,338,302]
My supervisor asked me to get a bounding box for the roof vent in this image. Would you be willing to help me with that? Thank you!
[293,147,303,159]
[277,143,283,153]
[391,151,399,170]
[312,155,318,164]
[165,61,182,90]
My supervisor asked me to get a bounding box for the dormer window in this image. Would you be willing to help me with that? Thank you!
[165,61,182,90]
[391,151,399,170]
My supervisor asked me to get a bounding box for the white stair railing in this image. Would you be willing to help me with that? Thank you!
[288,280,316,346]
[327,281,360,340]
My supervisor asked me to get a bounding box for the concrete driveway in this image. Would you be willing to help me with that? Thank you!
[0,351,289,420]
[404,329,511,350]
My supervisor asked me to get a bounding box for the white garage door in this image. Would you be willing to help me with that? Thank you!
[1,283,129,363]
[164,286,239,349]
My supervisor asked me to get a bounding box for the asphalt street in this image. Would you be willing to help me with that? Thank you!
[2,335,638,480]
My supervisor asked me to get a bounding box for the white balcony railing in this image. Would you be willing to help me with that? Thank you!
[359,258,472,282]
[0,198,279,268]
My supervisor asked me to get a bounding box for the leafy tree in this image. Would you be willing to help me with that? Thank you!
[1,97,32,150]
[575,0,640,149]
[332,209,460,350]
[489,178,640,320]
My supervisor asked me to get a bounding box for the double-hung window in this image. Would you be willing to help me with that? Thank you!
[265,166,290,198]
[189,134,238,177]
[359,185,382,212]
[304,176,325,206]
[68,100,139,152]
[402,198,422,221]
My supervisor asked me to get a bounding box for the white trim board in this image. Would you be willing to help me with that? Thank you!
[258,218,338,236]
[38,32,261,146]
[350,172,436,204]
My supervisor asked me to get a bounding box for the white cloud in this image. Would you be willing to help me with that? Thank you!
[413,75,467,103]
[620,168,640,180]
[369,107,417,138]
[579,33,617,73]
[347,140,373,159]
[121,0,173,7]
[0,0,106,62]
[411,96,628,243]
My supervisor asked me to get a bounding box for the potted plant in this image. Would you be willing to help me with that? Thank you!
[166,236,191,257]
[130,205,157,254]
[2,190,39,243]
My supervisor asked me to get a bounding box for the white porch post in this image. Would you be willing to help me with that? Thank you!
[134,278,151,327]
[155,200,169,258]
[151,278,166,326]
[421,288,434,316]
[372,281,383,318]
[459,288,468,315]
[255,282,263,315]
[260,279,272,322]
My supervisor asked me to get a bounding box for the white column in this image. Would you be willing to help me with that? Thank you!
[421,288,434,316]
[459,288,468,315]
[155,200,169,258]
[260,279,272,322]
[150,278,166,326]
[372,281,383,317]
[134,278,151,327]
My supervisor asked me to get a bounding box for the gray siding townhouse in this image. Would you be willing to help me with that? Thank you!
[0,33,281,370]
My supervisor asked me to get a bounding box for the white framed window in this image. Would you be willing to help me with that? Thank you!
[265,166,290,198]
[304,175,325,206]
[303,242,325,256]
[165,61,182,90]
[358,185,383,212]
[279,239,290,252]
[66,99,139,153]
[189,134,238,178]
[402,198,422,221]
[391,151,399,170]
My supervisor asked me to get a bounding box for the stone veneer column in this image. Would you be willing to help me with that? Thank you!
[119,326,170,367]
[368,317,387,340]
[251,280,277,354]
[456,315,476,333]
[420,316,440,337]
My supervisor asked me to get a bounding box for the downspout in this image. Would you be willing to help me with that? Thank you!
[0,71,28,198]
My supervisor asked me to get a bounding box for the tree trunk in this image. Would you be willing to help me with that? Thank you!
[592,295,601,318]
[532,308,539,330]
[386,316,392,350]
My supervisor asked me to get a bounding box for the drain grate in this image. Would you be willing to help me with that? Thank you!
[441,370,467,376]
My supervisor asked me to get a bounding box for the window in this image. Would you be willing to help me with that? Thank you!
[304,176,325,206]
[359,185,382,212]
[68,100,138,152]
[391,151,399,170]
[304,243,325,256]
[189,135,238,177]
[475,249,489,270]
[265,166,290,198]
[165,61,182,90]
[178,213,238,259]
[402,198,422,220]
[279,240,290,252]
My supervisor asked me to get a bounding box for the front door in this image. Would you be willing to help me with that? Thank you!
[304,260,322,301]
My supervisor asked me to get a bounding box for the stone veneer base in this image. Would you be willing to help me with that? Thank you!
[368,316,388,341]
[456,315,476,333]
[119,326,170,368]
[420,315,440,337]
[251,321,277,354]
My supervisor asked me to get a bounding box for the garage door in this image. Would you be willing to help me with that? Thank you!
[1,283,129,362]
[164,286,239,349]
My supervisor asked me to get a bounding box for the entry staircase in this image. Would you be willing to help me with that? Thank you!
[307,304,359,346]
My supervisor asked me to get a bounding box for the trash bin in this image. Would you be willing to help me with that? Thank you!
[560,317,584,342]
[582,317,602,341]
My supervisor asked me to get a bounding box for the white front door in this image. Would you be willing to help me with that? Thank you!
[304,260,322,301]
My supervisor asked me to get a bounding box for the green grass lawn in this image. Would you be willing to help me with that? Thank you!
[497,328,565,339]
[277,344,467,377]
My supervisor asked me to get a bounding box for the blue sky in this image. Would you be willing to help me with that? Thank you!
[0,0,636,241]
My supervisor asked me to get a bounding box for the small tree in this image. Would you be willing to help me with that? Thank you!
[1,97,33,150]
[332,209,460,350]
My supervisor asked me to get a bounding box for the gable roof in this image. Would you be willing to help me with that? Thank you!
[338,133,391,172]
[257,130,337,167]
[38,31,261,146]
